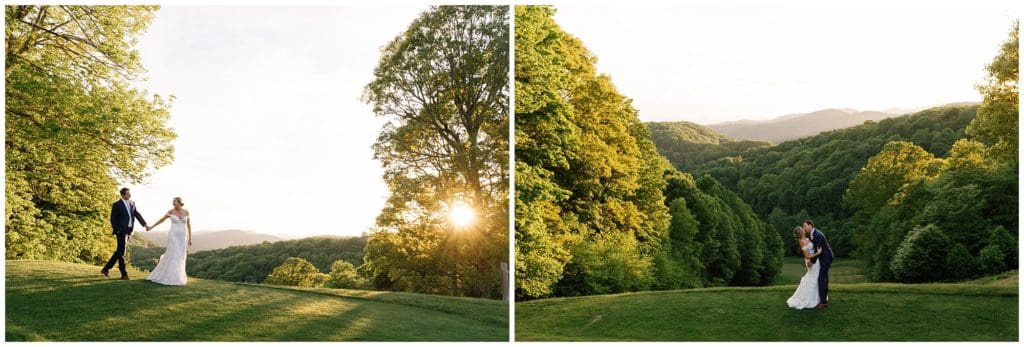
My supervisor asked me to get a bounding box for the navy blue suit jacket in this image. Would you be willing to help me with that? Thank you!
[810,228,834,262]
[110,200,147,235]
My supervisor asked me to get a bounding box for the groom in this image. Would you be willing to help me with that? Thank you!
[101,187,148,280]
[803,219,833,308]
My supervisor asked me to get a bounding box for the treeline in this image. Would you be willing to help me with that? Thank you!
[514,6,781,300]
[130,236,367,284]
[844,21,1018,282]
[6,6,176,263]
[650,21,1019,283]
[657,106,977,258]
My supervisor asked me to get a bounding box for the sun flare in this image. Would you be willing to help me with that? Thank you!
[448,202,475,229]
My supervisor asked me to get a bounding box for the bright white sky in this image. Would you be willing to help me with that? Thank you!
[553,1,1020,124]
[130,6,426,238]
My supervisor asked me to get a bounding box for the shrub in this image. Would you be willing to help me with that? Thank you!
[945,243,977,281]
[987,226,1017,269]
[890,224,951,282]
[979,245,1007,274]
[328,260,364,289]
[264,257,326,287]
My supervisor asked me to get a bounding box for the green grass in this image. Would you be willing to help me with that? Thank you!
[6,260,508,341]
[773,257,866,286]
[517,258,1017,341]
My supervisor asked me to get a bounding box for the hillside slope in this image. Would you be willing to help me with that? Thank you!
[516,274,1017,341]
[6,261,507,341]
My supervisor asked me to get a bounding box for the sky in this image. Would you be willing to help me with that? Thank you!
[130,6,426,238]
[553,1,1019,124]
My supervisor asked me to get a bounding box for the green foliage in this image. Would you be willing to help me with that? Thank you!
[652,104,977,268]
[945,243,977,281]
[361,6,509,299]
[987,226,1017,269]
[131,236,368,284]
[845,141,943,213]
[264,257,328,288]
[979,245,1008,275]
[647,121,771,169]
[514,5,671,298]
[327,260,364,289]
[890,225,951,283]
[844,51,1019,283]
[5,5,176,263]
[968,20,1019,164]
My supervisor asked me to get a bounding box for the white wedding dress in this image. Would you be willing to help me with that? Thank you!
[786,242,822,309]
[146,214,188,285]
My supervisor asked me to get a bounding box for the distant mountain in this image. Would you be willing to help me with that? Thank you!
[707,108,901,144]
[136,229,282,253]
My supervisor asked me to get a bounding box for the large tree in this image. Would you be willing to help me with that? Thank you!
[6,6,176,263]
[515,5,672,298]
[361,6,509,299]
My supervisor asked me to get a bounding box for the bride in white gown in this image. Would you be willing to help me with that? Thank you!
[787,226,823,309]
[145,197,192,285]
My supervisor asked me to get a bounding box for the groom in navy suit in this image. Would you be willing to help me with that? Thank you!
[102,187,148,279]
[804,220,833,308]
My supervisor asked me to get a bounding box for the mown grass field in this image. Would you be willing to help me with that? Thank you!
[6,260,508,341]
[516,258,1017,341]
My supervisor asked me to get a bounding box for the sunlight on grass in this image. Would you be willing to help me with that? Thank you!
[6,261,507,341]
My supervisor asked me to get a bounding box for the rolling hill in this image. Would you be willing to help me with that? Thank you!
[707,108,901,144]
[136,229,282,253]
[516,257,1017,341]
[5,260,508,341]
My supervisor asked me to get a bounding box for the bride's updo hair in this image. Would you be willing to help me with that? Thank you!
[173,197,184,206]
[793,226,804,242]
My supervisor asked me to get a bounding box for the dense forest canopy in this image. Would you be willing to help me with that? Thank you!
[649,21,1018,283]
[515,6,781,299]
[131,236,368,284]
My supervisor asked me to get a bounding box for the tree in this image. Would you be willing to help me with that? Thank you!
[265,257,327,288]
[968,20,1018,164]
[945,243,977,281]
[890,225,950,283]
[987,226,1017,269]
[327,260,363,289]
[361,6,509,299]
[844,141,943,213]
[6,6,177,263]
[514,5,671,298]
[978,245,1007,275]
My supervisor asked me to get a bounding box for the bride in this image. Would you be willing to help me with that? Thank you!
[145,197,192,285]
[787,226,823,309]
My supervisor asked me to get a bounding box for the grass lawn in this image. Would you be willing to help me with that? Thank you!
[6,260,508,341]
[773,257,866,286]
[516,258,1017,341]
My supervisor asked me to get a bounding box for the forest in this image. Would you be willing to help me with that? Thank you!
[130,236,368,285]
[514,6,782,299]
[651,22,1019,282]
